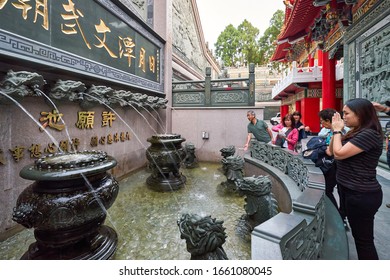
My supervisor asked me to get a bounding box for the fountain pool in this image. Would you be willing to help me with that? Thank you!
[0,162,251,260]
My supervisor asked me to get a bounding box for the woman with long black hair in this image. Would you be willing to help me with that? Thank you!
[330,98,384,260]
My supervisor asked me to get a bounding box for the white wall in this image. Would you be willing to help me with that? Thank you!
[171,107,265,162]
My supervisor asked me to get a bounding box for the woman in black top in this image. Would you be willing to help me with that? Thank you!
[331,98,383,260]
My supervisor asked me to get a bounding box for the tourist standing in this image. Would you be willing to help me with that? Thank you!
[244,110,273,151]
[330,98,383,259]
[272,114,298,151]
[318,108,347,227]
[292,111,308,152]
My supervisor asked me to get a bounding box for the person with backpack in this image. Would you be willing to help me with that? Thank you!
[292,111,308,152]
[331,98,383,260]
[318,108,347,227]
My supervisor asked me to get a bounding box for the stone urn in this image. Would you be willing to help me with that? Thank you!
[12,150,119,260]
[146,134,186,192]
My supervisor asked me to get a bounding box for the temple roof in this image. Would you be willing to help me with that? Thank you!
[271,0,323,61]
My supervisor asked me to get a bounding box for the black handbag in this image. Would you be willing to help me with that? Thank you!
[275,135,285,147]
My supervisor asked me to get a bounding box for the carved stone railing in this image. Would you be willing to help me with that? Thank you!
[248,140,347,260]
[250,141,308,191]
[252,188,326,260]
[172,64,255,107]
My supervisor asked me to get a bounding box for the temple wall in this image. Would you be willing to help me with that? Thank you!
[172,0,220,80]
[171,107,265,162]
[0,97,160,238]
[344,0,390,103]
[0,0,169,238]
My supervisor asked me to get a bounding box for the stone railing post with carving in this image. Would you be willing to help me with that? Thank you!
[248,63,255,106]
[205,67,211,106]
[251,188,325,260]
[249,141,308,191]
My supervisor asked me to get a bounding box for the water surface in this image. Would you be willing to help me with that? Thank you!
[0,162,250,260]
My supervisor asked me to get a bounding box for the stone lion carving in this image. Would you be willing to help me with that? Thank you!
[220,145,235,158]
[183,142,197,168]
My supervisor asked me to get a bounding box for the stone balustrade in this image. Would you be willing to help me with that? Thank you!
[271,60,324,99]
[250,141,308,191]
[247,141,348,260]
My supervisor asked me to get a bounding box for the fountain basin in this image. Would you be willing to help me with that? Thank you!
[146,134,187,192]
[2,162,250,260]
[12,150,119,259]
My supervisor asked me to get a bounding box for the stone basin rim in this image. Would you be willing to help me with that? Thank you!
[19,155,117,181]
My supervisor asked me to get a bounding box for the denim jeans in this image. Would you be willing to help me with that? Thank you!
[338,184,383,260]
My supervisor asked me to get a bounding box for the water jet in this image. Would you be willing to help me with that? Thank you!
[12,150,119,260]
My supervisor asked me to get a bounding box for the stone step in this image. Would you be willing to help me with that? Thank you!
[308,181,325,190]
[295,155,314,165]
[307,172,325,185]
[307,165,323,175]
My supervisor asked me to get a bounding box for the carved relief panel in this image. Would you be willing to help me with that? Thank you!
[172,0,208,74]
[345,3,390,102]
[358,19,390,103]
[347,41,356,99]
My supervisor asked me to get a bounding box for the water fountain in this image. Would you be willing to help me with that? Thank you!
[0,70,250,260]
[145,134,187,192]
[12,150,119,260]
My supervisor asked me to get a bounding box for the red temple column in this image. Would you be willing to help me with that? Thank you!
[295,100,301,113]
[300,97,320,133]
[317,49,323,66]
[322,51,336,109]
[308,53,315,67]
[281,104,289,118]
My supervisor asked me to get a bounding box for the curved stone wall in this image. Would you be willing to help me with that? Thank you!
[246,141,348,260]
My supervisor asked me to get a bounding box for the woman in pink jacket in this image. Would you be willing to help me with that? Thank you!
[272,114,299,151]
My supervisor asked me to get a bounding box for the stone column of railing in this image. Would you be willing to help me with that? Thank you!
[251,188,325,260]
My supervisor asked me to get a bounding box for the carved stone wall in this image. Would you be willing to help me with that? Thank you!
[172,0,209,77]
[117,0,150,24]
[344,0,390,102]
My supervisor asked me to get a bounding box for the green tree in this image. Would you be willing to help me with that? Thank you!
[237,20,260,66]
[214,11,284,68]
[214,24,241,67]
[214,20,260,67]
[257,10,284,71]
